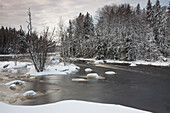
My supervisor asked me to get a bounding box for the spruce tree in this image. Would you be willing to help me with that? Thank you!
[146,0,154,27]
[136,3,141,15]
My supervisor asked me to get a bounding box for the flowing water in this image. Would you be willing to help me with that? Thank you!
[1,60,170,113]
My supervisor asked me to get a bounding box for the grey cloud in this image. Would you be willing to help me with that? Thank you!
[0,0,169,33]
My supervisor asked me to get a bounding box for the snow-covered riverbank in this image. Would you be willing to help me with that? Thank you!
[74,58,170,67]
[0,61,80,76]
[27,63,80,76]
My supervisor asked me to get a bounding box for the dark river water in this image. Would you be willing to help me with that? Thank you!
[14,60,170,113]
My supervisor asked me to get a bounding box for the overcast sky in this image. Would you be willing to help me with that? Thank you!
[0,0,168,33]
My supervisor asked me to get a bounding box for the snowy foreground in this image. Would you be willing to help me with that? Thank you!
[0,100,152,113]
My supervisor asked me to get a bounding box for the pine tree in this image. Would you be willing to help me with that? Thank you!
[158,7,168,56]
[74,13,84,57]
[144,25,161,61]
[136,3,141,15]
[168,2,170,56]
[84,12,94,38]
[153,0,161,42]
[146,0,154,27]
[82,12,95,57]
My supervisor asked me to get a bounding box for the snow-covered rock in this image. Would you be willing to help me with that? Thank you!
[23,90,36,97]
[130,63,137,67]
[72,78,88,82]
[85,68,93,72]
[3,64,10,68]
[5,80,25,86]
[105,71,116,75]
[87,73,99,78]
[94,60,104,64]
[9,84,16,90]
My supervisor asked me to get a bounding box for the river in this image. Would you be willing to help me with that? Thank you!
[11,60,170,113]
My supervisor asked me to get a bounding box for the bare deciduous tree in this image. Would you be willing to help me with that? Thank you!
[58,17,70,65]
[20,8,56,72]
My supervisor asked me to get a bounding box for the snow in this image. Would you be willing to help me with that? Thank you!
[0,54,29,57]
[0,53,56,57]
[75,57,170,67]
[23,90,36,97]
[0,54,17,57]
[105,71,116,75]
[27,63,80,76]
[0,59,80,76]
[94,60,104,64]
[105,59,170,67]
[0,68,8,72]
[74,57,96,61]
[72,78,88,82]
[5,80,25,86]
[130,63,137,67]
[85,68,93,72]
[0,61,31,71]
[87,73,99,78]
[8,69,18,74]
[134,60,170,66]
[0,100,152,113]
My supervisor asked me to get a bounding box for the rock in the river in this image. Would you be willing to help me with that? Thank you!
[85,68,93,73]
[130,63,137,67]
[87,73,99,78]
[105,71,116,75]
[23,90,36,98]
[9,84,16,90]
[94,60,104,64]
[72,78,88,82]
[5,80,25,86]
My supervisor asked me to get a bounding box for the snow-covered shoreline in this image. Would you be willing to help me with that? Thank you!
[0,100,152,113]
[27,63,80,76]
[105,59,170,67]
[0,61,80,76]
[74,57,170,67]
[0,61,31,73]
[0,53,58,57]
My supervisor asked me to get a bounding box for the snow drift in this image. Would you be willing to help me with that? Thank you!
[0,100,152,113]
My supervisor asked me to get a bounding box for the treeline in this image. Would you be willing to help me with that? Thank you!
[0,26,56,54]
[62,0,169,61]
[0,26,27,54]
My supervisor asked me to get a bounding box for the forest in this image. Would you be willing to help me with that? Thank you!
[0,26,27,54]
[0,0,169,62]
[62,0,170,61]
